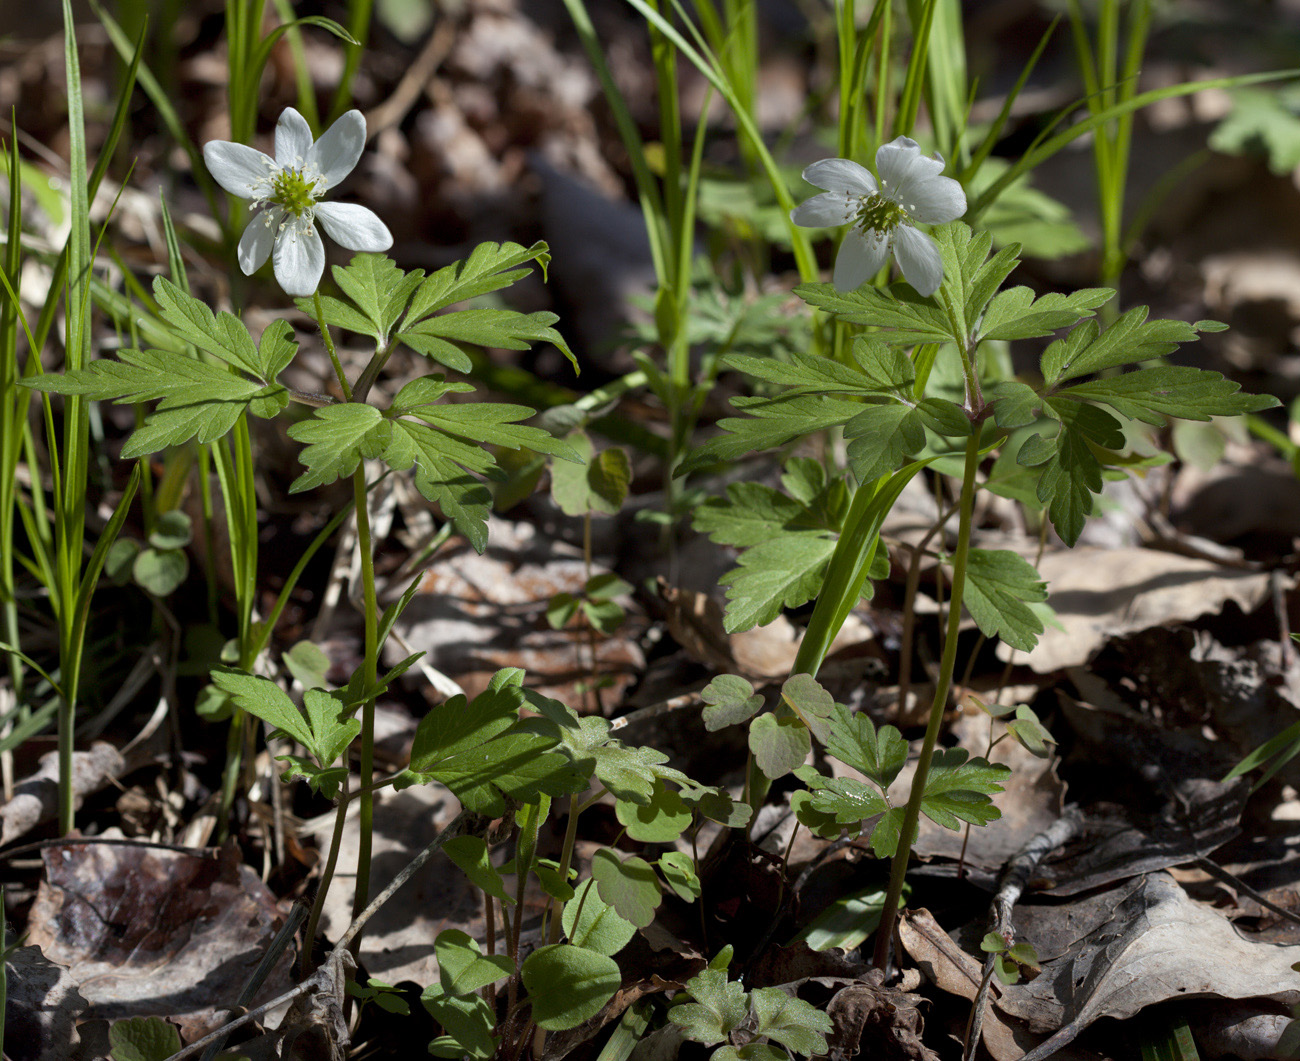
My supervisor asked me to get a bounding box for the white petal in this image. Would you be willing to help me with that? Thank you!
[833,227,890,292]
[893,224,944,297]
[907,174,967,224]
[801,158,876,197]
[315,202,393,251]
[875,136,944,206]
[307,109,366,191]
[790,190,856,229]
[275,107,314,168]
[203,141,276,198]
[273,218,326,296]
[237,207,280,275]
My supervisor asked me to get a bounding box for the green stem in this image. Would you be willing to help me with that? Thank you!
[348,468,378,930]
[872,427,982,971]
[303,784,351,976]
[313,290,352,400]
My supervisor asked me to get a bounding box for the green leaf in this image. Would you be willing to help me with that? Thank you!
[404,240,553,321]
[132,547,187,596]
[316,253,423,343]
[210,669,314,750]
[443,836,513,905]
[615,778,692,843]
[563,878,636,957]
[962,550,1047,653]
[108,1016,182,1061]
[282,640,331,691]
[422,985,497,1060]
[693,482,833,549]
[1041,307,1210,386]
[748,714,811,780]
[404,675,587,815]
[700,674,764,732]
[987,380,1042,430]
[591,848,662,929]
[300,688,360,766]
[147,510,191,550]
[718,533,837,633]
[796,768,895,854]
[436,929,514,996]
[749,987,832,1058]
[670,968,749,1046]
[977,285,1113,342]
[551,431,628,516]
[398,309,571,373]
[1210,86,1300,174]
[677,393,868,475]
[23,347,289,457]
[821,703,907,790]
[779,674,835,742]
[383,419,493,551]
[920,749,1012,830]
[546,713,689,804]
[522,944,621,1031]
[1005,705,1056,759]
[153,275,290,379]
[1027,399,1122,546]
[720,349,887,396]
[1059,366,1280,424]
[795,281,953,344]
[658,851,702,902]
[287,403,387,492]
[681,787,753,829]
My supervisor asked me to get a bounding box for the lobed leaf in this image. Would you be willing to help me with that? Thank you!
[962,549,1048,653]
[670,968,749,1046]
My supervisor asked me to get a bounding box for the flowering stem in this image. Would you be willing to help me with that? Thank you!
[350,462,378,935]
[312,290,352,401]
[873,425,982,971]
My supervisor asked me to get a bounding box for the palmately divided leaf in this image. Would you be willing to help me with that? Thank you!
[718,533,837,632]
[749,987,833,1058]
[153,276,270,378]
[920,749,1011,830]
[286,403,387,492]
[403,240,552,322]
[670,968,749,1046]
[210,669,315,751]
[401,401,582,463]
[300,687,361,766]
[962,549,1047,652]
[720,350,887,395]
[1025,399,1124,546]
[325,252,424,343]
[24,349,289,457]
[822,703,907,790]
[398,309,572,373]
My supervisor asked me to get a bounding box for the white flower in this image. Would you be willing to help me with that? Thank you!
[791,136,966,297]
[202,107,393,297]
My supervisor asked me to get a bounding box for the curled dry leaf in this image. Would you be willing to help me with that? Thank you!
[998,873,1300,1061]
[26,840,293,1041]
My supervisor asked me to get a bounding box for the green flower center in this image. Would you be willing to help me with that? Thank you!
[854,193,906,234]
[270,168,318,218]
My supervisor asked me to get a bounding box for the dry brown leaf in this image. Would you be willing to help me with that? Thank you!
[823,971,939,1061]
[387,519,645,706]
[314,782,481,987]
[999,873,1300,1060]
[25,840,293,1042]
[997,547,1274,672]
[3,945,88,1061]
